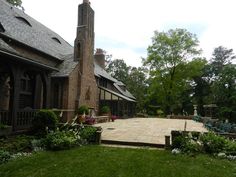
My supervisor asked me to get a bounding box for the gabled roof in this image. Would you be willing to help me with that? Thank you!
[114,82,136,100]
[94,62,118,83]
[0,0,73,60]
[94,62,136,100]
[99,86,136,102]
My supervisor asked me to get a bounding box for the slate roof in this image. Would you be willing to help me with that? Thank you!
[0,38,18,54]
[114,82,136,100]
[94,62,136,101]
[0,0,135,101]
[52,54,78,77]
[0,0,73,60]
[94,62,118,83]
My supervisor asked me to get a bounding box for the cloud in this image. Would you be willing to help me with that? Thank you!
[22,0,236,66]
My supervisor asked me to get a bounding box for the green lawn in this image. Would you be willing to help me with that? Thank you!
[0,146,236,177]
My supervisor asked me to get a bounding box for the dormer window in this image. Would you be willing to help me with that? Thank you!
[0,22,5,32]
[15,16,32,27]
[52,37,61,44]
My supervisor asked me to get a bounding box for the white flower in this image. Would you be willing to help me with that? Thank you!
[227,155,236,161]
[217,153,226,158]
[172,148,181,154]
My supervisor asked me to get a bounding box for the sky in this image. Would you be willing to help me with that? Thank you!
[22,0,236,67]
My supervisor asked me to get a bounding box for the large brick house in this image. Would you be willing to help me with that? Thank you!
[0,0,136,131]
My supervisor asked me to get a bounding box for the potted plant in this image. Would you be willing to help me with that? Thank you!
[100,106,110,116]
[76,105,89,123]
[0,123,12,136]
[111,115,117,122]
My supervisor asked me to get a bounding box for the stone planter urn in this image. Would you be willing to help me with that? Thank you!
[193,105,198,116]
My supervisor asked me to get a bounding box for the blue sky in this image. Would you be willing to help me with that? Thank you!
[22,0,236,67]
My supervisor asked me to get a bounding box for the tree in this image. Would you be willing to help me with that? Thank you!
[144,28,202,114]
[126,67,148,112]
[6,0,23,9]
[211,64,236,122]
[210,46,236,77]
[106,59,130,85]
[191,63,212,115]
[106,59,148,113]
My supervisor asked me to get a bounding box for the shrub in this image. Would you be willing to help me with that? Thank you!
[32,110,58,135]
[0,135,34,153]
[100,106,110,114]
[0,150,11,164]
[44,130,80,151]
[225,140,236,155]
[80,126,97,142]
[182,140,202,154]
[76,105,89,115]
[157,109,164,117]
[200,132,228,154]
[172,135,187,149]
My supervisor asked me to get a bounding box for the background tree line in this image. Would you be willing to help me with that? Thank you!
[106,28,236,122]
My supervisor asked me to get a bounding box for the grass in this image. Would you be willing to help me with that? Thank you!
[0,145,236,177]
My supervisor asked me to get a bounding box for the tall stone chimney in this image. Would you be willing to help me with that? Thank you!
[94,48,106,69]
[74,0,97,110]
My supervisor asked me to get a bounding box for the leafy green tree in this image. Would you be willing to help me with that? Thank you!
[210,46,236,77]
[144,28,201,114]
[106,59,148,113]
[191,63,212,115]
[212,64,236,122]
[106,59,130,85]
[6,0,22,7]
[126,67,148,112]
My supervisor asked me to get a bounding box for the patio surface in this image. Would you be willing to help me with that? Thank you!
[95,118,207,147]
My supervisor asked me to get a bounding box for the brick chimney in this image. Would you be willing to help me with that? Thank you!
[74,0,97,110]
[83,0,90,4]
[94,48,106,69]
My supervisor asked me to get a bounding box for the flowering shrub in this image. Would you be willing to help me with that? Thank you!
[172,132,201,154]
[172,131,236,159]
[44,130,80,150]
[31,139,45,152]
[11,152,31,159]
[85,116,95,125]
[200,132,228,154]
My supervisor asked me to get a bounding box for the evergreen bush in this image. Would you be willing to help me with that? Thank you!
[32,110,58,135]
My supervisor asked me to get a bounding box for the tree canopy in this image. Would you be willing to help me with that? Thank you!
[144,28,202,114]
[6,0,22,7]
